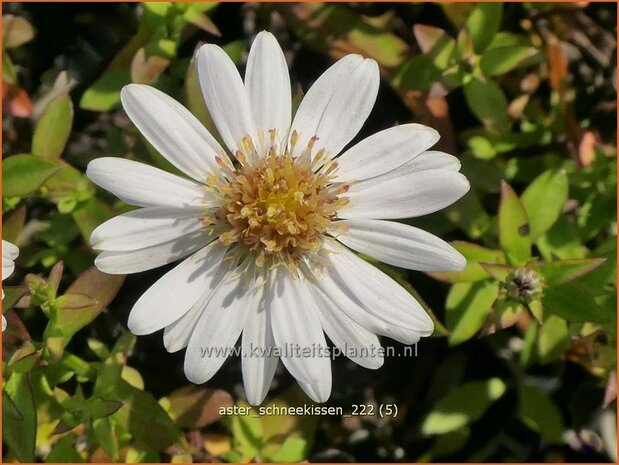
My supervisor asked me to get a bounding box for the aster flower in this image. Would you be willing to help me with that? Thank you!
[87,31,469,404]
[2,240,19,332]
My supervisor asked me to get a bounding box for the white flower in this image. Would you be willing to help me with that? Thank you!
[2,240,19,332]
[87,31,469,404]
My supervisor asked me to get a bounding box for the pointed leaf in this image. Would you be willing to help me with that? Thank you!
[521,169,569,241]
[465,2,503,53]
[519,385,564,444]
[3,154,61,198]
[421,378,506,435]
[3,373,37,462]
[79,68,130,112]
[32,93,73,160]
[480,45,540,76]
[55,267,124,336]
[499,181,531,265]
[542,284,608,323]
[537,315,569,364]
[447,280,500,345]
[540,258,606,285]
[463,77,510,134]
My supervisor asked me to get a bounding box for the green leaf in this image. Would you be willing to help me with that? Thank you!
[427,427,470,459]
[537,315,570,364]
[520,320,538,367]
[54,266,125,337]
[542,284,607,323]
[45,435,85,463]
[421,378,506,435]
[8,341,39,374]
[413,24,456,68]
[79,68,130,112]
[394,55,443,92]
[486,32,530,50]
[519,385,564,444]
[467,135,497,159]
[463,77,510,134]
[259,389,318,462]
[95,358,180,451]
[479,262,513,281]
[445,189,492,238]
[540,258,606,285]
[183,5,221,35]
[499,181,532,265]
[2,154,61,198]
[480,45,540,76]
[268,437,309,462]
[3,50,18,84]
[446,280,500,345]
[429,242,505,283]
[87,398,124,419]
[3,373,37,462]
[536,216,588,260]
[226,401,263,462]
[465,2,503,53]
[92,418,119,460]
[32,94,73,160]
[521,169,569,241]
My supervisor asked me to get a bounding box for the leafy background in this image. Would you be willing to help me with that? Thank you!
[1,2,617,462]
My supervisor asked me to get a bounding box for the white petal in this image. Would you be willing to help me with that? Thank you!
[120,84,230,182]
[242,300,278,405]
[298,379,332,405]
[163,260,238,353]
[195,44,257,154]
[95,232,214,274]
[312,271,421,345]
[269,268,331,402]
[327,242,433,333]
[245,31,291,154]
[2,314,6,332]
[309,279,384,370]
[91,206,207,252]
[342,168,469,219]
[331,219,465,271]
[333,124,440,182]
[309,241,433,344]
[184,272,259,384]
[2,258,15,282]
[2,240,19,281]
[290,55,379,161]
[2,240,19,260]
[127,242,227,335]
[87,158,210,209]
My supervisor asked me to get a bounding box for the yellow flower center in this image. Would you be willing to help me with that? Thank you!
[208,135,349,270]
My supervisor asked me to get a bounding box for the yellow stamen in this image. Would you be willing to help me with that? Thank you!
[212,142,347,267]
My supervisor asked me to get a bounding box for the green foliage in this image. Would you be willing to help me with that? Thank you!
[2,155,61,198]
[32,94,73,160]
[498,181,531,265]
[421,378,506,435]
